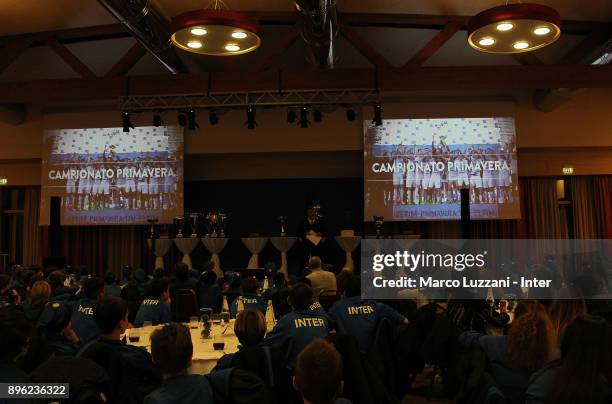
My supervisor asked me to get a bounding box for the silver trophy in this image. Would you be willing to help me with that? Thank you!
[147,216,158,239]
[204,212,214,237]
[373,215,384,238]
[174,216,185,238]
[189,213,199,238]
[278,216,287,236]
[218,213,227,238]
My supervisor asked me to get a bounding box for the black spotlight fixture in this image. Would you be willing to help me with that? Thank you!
[122,111,134,132]
[177,111,187,127]
[346,108,356,121]
[299,106,309,129]
[209,110,219,125]
[313,109,322,123]
[187,108,199,130]
[246,105,257,129]
[372,103,383,126]
[287,109,296,124]
[153,111,162,127]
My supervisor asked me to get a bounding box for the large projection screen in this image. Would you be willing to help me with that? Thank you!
[364,117,520,221]
[40,126,183,226]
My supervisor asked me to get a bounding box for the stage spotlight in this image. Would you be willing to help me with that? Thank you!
[153,111,162,127]
[346,108,356,121]
[372,103,383,126]
[313,110,322,123]
[187,108,199,130]
[177,111,187,127]
[122,111,134,132]
[287,109,296,124]
[246,105,257,129]
[209,111,219,125]
[299,106,309,129]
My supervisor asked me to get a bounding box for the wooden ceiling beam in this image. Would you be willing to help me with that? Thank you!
[2,65,612,104]
[46,37,96,78]
[403,20,463,68]
[558,25,612,64]
[512,52,544,66]
[105,42,147,77]
[0,38,33,73]
[339,21,394,69]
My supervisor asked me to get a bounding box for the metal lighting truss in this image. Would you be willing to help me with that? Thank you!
[118,88,380,111]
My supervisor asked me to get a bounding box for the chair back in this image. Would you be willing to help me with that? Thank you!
[318,290,341,311]
[175,288,199,322]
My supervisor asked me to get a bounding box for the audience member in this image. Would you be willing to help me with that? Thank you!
[328,275,408,353]
[71,277,105,343]
[458,300,557,403]
[146,323,215,403]
[23,280,51,323]
[78,297,161,403]
[0,273,21,307]
[169,262,198,311]
[197,270,222,313]
[47,270,73,300]
[294,338,350,404]
[547,299,587,343]
[38,301,81,356]
[134,277,172,327]
[306,257,337,298]
[230,276,267,316]
[103,271,122,298]
[265,283,331,366]
[0,307,33,382]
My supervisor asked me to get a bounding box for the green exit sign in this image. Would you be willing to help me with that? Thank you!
[0,178,7,185]
[562,166,574,175]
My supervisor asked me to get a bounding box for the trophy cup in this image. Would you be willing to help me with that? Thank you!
[147,216,159,239]
[278,216,287,236]
[209,213,219,237]
[204,212,213,237]
[189,213,199,238]
[373,216,384,239]
[174,216,185,238]
[218,213,227,238]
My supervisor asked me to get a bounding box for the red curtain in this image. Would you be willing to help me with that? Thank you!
[593,176,612,238]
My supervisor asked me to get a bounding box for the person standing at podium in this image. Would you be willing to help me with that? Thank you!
[298,207,327,269]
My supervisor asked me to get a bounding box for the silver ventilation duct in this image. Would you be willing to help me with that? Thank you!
[97,0,188,74]
[295,0,339,68]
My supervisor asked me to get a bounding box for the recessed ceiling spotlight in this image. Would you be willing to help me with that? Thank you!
[478,37,495,46]
[225,44,240,52]
[496,22,514,31]
[513,41,530,50]
[187,41,203,49]
[191,27,207,35]
[232,31,247,39]
[533,26,551,35]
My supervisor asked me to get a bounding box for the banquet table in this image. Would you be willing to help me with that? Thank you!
[269,236,298,277]
[146,239,173,270]
[201,237,229,278]
[334,235,361,271]
[173,237,200,269]
[241,237,269,269]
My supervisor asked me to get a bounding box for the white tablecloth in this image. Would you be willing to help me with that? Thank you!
[146,239,173,270]
[173,238,200,269]
[334,236,361,271]
[241,237,268,269]
[201,238,229,278]
[269,236,297,277]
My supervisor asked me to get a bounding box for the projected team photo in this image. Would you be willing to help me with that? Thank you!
[364,117,520,220]
[40,126,184,225]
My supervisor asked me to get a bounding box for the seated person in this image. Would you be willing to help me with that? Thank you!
[197,270,222,313]
[294,338,351,404]
[38,301,81,356]
[0,273,21,307]
[146,323,215,404]
[134,277,172,327]
[78,297,161,403]
[230,277,267,317]
[47,270,74,300]
[262,271,286,301]
[70,277,105,343]
[103,271,122,298]
[265,283,331,366]
[306,257,337,298]
[23,280,51,324]
[328,275,408,353]
[0,307,33,383]
[526,314,611,404]
[458,300,557,403]
[216,308,268,368]
[170,263,198,314]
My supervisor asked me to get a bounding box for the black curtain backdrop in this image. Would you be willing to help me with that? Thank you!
[184,178,364,275]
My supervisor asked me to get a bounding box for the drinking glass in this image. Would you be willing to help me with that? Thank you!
[189,316,200,330]
[128,328,141,344]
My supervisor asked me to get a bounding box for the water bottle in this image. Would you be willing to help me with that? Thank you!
[237,297,245,314]
[221,295,229,314]
[265,300,276,330]
[262,276,269,291]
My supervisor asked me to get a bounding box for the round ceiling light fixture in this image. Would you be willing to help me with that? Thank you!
[171,8,261,56]
[467,3,561,54]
